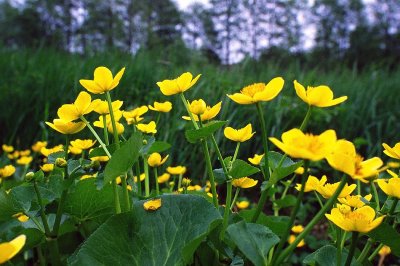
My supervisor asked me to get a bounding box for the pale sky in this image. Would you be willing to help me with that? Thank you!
[174,0,209,10]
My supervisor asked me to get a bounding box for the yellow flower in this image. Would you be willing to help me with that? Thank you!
[147,152,169,167]
[248,154,264,165]
[92,99,123,115]
[31,141,47,153]
[70,139,96,150]
[90,156,109,162]
[57,91,96,122]
[143,198,162,211]
[40,145,64,157]
[134,173,146,182]
[167,166,187,175]
[16,156,33,165]
[80,66,125,94]
[7,151,19,160]
[387,161,400,168]
[325,205,384,233]
[291,225,304,233]
[295,175,327,193]
[69,146,82,155]
[293,80,347,107]
[382,142,400,160]
[148,101,172,113]
[269,129,337,161]
[182,178,191,187]
[2,144,14,153]
[0,165,16,178]
[136,121,157,134]
[288,235,305,247]
[13,213,29,222]
[224,123,255,142]
[80,174,96,180]
[19,150,31,156]
[317,180,356,199]
[378,246,391,256]
[123,106,148,124]
[232,177,258,188]
[236,200,250,209]
[187,185,202,191]
[40,164,54,172]
[157,173,171,183]
[182,101,222,122]
[294,167,305,175]
[189,99,207,115]
[227,78,284,104]
[0,234,26,264]
[376,171,400,198]
[338,194,372,209]
[326,140,383,182]
[156,72,201,96]
[94,111,125,135]
[46,119,86,135]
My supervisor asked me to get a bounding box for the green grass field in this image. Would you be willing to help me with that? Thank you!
[1,47,399,178]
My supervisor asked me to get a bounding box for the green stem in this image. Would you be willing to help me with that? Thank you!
[105,91,120,145]
[33,181,51,236]
[368,243,383,261]
[221,179,233,240]
[177,173,183,191]
[80,116,111,157]
[357,238,373,264]
[47,238,61,266]
[356,180,361,195]
[232,142,240,163]
[314,191,324,208]
[37,245,46,266]
[135,162,142,197]
[274,175,348,265]
[255,102,270,180]
[336,227,342,266]
[251,188,269,223]
[179,93,199,129]
[274,162,309,258]
[113,179,121,214]
[230,188,240,210]
[144,156,150,197]
[102,114,110,145]
[154,167,160,196]
[345,232,359,266]
[120,174,131,211]
[299,105,312,131]
[31,217,45,232]
[371,182,380,210]
[201,140,219,207]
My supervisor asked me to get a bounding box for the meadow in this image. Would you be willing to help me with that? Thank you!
[0,47,399,265]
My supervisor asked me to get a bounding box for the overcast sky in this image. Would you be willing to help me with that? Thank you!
[174,0,209,10]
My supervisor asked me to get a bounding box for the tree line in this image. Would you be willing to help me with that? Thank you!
[0,0,399,67]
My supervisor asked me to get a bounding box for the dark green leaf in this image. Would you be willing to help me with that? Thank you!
[104,132,142,183]
[213,168,227,184]
[268,151,302,183]
[274,195,297,208]
[47,151,65,163]
[0,190,22,221]
[239,209,289,237]
[88,142,122,158]
[367,222,400,257]
[68,194,222,266]
[64,179,114,221]
[303,245,362,266]
[229,159,260,179]
[147,141,171,154]
[185,120,227,143]
[226,221,279,266]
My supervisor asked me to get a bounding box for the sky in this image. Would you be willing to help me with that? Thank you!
[175,0,209,10]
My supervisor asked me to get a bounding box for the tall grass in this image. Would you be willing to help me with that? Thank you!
[1,47,399,177]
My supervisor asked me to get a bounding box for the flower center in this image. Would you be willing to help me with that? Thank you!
[240,83,265,97]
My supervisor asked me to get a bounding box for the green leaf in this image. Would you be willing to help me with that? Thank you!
[260,152,302,191]
[274,195,297,208]
[239,209,289,237]
[0,190,22,221]
[47,151,65,163]
[367,222,400,257]
[68,194,222,265]
[89,142,122,158]
[229,159,260,179]
[64,179,114,221]
[226,221,279,266]
[213,168,226,184]
[147,141,171,154]
[104,132,142,183]
[185,120,227,143]
[303,245,362,266]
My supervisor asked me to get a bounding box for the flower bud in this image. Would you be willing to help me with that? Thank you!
[25,172,35,182]
[55,158,67,168]
[189,99,207,115]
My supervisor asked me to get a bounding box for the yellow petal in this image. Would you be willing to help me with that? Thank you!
[307,85,334,107]
[143,198,162,211]
[157,80,179,96]
[79,80,103,94]
[254,77,284,101]
[293,80,308,103]
[94,66,113,91]
[74,91,92,115]
[227,93,254,104]
[57,104,79,122]
[0,235,26,264]
[110,67,125,90]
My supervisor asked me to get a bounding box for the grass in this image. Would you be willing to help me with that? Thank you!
[1,47,399,178]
